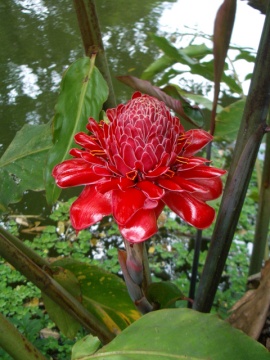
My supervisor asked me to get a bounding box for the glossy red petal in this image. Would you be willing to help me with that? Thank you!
[119,208,158,243]
[145,166,169,178]
[179,166,226,179]
[96,177,135,194]
[157,178,183,191]
[181,130,212,156]
[112,188,146,225]
[191,177,224,201]
[70,186,112,230]
[172,176,209,194]
[163,192,216,229]
[74,132,101,150]
[52,159,102,187]
[137,180,165,199]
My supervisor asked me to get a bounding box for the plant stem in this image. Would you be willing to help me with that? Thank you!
[188,230,202,308]
[193,3,270,312]
[73,0,116,109]
[0,312,48,360]
[249,129,270,275]
[0,231,115,344]
[0,226,50,268]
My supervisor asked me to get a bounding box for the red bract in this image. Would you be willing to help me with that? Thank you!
[53,92,226,243]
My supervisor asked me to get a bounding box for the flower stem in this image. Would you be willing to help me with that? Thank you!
[142,242,152,292]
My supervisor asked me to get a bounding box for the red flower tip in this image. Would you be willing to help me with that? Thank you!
[52,92,225,243]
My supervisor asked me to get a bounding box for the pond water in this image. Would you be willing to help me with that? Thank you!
[0,0,178,215]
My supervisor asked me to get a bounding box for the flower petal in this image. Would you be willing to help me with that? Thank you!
[172,176,209,194]
[137,180,165,199]
[112,188,146,225]
[74,132,101,151]
[191,177,224,201]
[157,178,183,191]
[179,166,226,179]
[180,129,212,156]
[70,186,112,230]
[52,159,102,187]
[119,208,158,243]
[163,192,215,229]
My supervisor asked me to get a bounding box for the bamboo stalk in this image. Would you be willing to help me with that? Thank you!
[193,3,270,312]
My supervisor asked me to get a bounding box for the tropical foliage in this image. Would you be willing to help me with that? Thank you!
[1,0,270,359]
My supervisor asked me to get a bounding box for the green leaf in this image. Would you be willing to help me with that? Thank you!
[80,309,270,359]
[141,55,175,80]
[52,258,141,332]
[45,56,108,204]
[151,34,196,66]
[182,43,212,59]
[190,61,242,94]
[180,92,223,113]
[141,44,212,81]
[215,99,246,140]
[72,335,102,360]
[146,282,185,309]
[0,123,52,213]
[42,267,82,339]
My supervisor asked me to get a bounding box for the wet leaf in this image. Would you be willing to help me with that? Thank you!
[51,258,140,332]
[75,309,270,359]
[45,56,108,204]
[0,122,52,213]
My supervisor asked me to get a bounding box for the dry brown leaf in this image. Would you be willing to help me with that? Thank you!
[227,260,270,339]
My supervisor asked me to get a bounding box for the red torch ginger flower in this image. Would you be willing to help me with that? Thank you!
[53,92,225,243]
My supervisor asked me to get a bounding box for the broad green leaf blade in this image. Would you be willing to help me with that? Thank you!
[146,281,185,309]
[151,34,196,66]
[141,55,175,80]
[141,43,212,81]
[52,258,140,332]
[189,61,242,94]
[180,92,223,113]
[42,267,82,339]
[72,335,102,360]
[215,99,246,140]
[83,309,270,360]
[0,123,52,212]
[45,56,108,204]
[182,43,212,59]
